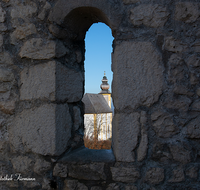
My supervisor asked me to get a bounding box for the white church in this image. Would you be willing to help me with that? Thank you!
[82,73,112,141]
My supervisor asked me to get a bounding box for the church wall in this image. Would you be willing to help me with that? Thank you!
[0,0,199,189]
[84,113,112,140]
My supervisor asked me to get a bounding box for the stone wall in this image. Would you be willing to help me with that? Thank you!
[0,0,200,189]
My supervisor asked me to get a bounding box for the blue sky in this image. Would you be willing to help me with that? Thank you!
[85,22,114,94]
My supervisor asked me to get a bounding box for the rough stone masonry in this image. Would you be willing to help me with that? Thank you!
[0,0,200,189]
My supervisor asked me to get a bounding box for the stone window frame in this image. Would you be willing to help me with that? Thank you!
[48,1,122,163]
[11,0,164,164]
[48,0,164,163]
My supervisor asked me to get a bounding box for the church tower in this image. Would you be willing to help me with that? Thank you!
[99,72,111,108]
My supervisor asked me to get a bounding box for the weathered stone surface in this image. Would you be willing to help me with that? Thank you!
[33,159,51,175]
[73,106,82,131]
[130,4,169,28]
[169,144,191,164]
[0,140,8,152]
[191,100,200,111]
[0,90,10,101]
[186,167,198,179]
[56,62,84,102]
[125,186,137,190]
[91,187,102,190]
[23,181,40,189]
[106,183,120,190]
[19,38,56,59]
[48,24,68,39]
[0,34,3,47]
[167,66,187,84]
[20,61,83,102]
[112,41,163,110]
[140,111,147,125]
[111,166,140,183]
[191,41,200,53]
[186,116,200,139]
[0,6,6,23]
[137,115,148,161]
[10,24,37,44]
[53,163,68,178]
[151,110,179,138]
[0,161,11,176]
[76,49,83,63]
[137,130,148,161]
[9,103,72,156]
[175,2,200,23]
[11,156,34,173]
[0,118,5,126]
[186,54,200,68]
[164,36,187,53]
[38,2,51,20]
[173,85,194,96]
[0,101,15,114]
[112,113,140,162]
[68,163,106,180]
[42,178,51,190]
[55,40,69,58]
[163,96,191,112]
[20,61,56,101]
[0,68,14,82]
[0,124,8,141]
[0,83,11,93]
[64,180,88,190]
[0,52,13,65]
[11,1,37,19]
[145,168,164,184]
[6,180,19,188]
[123,0,139,4]
[2,0,9,3]
[168,168,184,182]
[0,23,7,31]
[169,54,184,65]
[190,72,199,85]
[11,1,37,27]
[197,88,200,96]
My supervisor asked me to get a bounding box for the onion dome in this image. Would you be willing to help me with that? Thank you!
[99,71,111,94]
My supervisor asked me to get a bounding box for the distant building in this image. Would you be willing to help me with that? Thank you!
[82,73,112,140]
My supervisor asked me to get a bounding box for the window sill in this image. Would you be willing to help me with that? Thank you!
[58,146,115,164]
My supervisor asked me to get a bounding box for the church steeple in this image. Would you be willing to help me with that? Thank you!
[99,71,111,94]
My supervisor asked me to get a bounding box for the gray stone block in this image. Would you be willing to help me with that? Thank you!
[145,167,164,184]
[20,61,84,102]
[0,5,6,23]
[111,166,140,183]
[20,61,56,101]
[130,4,169,28]
[9,103,72,156]
[112,113,140,162]
[10,24,37,44]
[19,38,56,59]
[64,180,88,190]
[53,163,68,178]
[68,163,106,180]
[175,2,200,23]
[0,68,14,82]
[112,41,164,111]
[33,159,51,175]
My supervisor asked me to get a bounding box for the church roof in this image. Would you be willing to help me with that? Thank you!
[82,93,112,114]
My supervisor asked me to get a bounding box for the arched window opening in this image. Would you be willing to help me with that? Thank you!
[82,23,114,150]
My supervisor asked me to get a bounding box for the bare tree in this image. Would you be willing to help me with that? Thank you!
[84,113,107,141]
